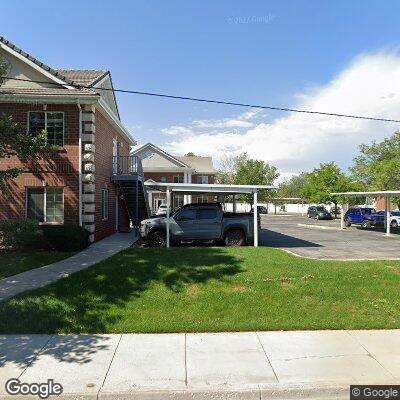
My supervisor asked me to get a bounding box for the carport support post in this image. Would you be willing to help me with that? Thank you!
[166,188,170,247]
[340,202,345,230]
[385,196,391,236]
[253,191,258,247]
[301,199,304,216]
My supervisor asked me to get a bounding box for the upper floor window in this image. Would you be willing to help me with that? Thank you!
[197,175,209,184]
[28,111,64,147]
[160,176,167,183]
[173,175,184,183]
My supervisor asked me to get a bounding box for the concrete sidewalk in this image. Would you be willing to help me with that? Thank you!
[0,231,136,302]
[1,330,399,399]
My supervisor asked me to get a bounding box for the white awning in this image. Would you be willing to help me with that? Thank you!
[330,190,400,196]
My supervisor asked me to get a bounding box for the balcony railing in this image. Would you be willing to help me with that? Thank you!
[112,155,143,177]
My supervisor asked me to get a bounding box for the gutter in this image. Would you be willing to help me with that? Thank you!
[77,102,83,226]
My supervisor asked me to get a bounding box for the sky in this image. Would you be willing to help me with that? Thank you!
[3,0,400,181]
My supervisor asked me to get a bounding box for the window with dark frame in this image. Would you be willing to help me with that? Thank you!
[196,175,209,184]
[102,189,109,220]
[173,175,184,183]
[26,187,64,223]
[28,111,64,146]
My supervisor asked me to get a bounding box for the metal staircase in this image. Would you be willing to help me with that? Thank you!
[111,156,150,226]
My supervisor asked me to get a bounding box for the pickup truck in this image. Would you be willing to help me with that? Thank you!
[140,203,259,247]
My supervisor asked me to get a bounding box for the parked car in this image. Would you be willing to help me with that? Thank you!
[375,210,400,228]
[257,206,268,214]
[344,207,383,228]
[140,203,258,247]
[307,206,332,220]
[156,204,168,216]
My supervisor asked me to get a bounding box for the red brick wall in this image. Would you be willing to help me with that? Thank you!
[94,110,130,241]
[375,196,397,211]
[0,103,80,224]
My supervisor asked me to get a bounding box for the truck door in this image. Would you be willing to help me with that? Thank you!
[194,207,222,240]
[172,208,201,240]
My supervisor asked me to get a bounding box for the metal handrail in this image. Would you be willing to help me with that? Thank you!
[112,155,144,177]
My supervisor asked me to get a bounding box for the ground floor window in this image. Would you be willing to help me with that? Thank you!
[26,187,64,223]
[102,189,109,220]
[174,194,184,210]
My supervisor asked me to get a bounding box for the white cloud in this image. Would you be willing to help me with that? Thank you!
[161,125,195,136]
[163,50,400,176]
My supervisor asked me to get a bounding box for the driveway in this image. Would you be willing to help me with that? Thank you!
[260,214,400,260]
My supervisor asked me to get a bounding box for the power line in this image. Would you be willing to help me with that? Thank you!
[2,75,400,123]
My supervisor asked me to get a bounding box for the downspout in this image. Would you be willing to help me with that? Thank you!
[77,102,83,226]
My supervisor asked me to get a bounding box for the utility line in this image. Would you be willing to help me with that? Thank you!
[2,75,400,123]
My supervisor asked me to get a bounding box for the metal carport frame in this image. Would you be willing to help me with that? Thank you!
[330,190,400,236]
[144,182,277,247]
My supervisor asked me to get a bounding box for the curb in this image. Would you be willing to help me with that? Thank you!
[297,223,340,231]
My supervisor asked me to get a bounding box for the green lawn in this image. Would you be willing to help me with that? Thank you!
[0,251,73,280]
[1,247,400,333]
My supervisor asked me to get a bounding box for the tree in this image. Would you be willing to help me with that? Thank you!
[278,173,309,198]
[351,132,400,208]
[184,152,197,157]
[0,56,8,85]
[234,157,279,208]
[0,115,51,189]
[216,152,250,184]
[301,163,359,216]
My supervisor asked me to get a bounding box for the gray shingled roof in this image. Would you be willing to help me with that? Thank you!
[0,36,108,89]
[176,156,216,174]
[56,70,108,87]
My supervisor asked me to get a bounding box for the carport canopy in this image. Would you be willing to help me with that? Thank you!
[144,182,277,247]
[330,190,400,236]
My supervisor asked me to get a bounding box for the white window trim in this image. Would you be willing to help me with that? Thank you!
[27,111,65,147]
[25,186,65,225]
[102,189,109,221]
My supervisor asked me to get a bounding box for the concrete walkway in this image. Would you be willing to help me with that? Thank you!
[1,330,399,399]
[0,232,136,302]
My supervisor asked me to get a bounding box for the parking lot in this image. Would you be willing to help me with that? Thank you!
[260,214,400,260]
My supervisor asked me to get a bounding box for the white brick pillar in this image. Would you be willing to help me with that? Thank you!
[81,105,96,242]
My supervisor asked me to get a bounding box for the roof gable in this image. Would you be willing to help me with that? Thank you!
[132,143,192,169]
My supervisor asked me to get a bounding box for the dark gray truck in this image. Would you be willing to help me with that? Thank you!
[139,203,259,247]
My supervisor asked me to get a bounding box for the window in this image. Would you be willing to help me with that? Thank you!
[176,209,197,221]
[174,195,184,210]
[160,176,167,183]
[198,209,217,219]
[173,175,184,183]
[197,195,208,203]
[28,111,64,146]
[26,187,64,223]
[196,175,209,184]
[102,189,109,220]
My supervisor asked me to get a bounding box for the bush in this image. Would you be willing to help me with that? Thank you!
[41,225,90,251]
[0,219,44,250]
[42,225,89,251]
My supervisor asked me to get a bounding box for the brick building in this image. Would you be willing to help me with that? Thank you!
[132,143,216,213]
[0,36,135,242]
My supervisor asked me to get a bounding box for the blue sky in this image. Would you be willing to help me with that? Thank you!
[3,1,400,178]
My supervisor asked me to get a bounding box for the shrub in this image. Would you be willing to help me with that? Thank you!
[41,225,90,251]
[0,219,43,250]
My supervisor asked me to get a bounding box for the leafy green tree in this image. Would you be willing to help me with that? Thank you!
[0,56,8,85]
[278,173,309,198]
[184,152,197,157]
[0,115,51,189]
[301,163,359,216]
[216,152,249,184]
[351,132,400,208]
[234,157,279,208]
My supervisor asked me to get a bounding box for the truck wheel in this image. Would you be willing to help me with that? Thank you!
[345,218,351,227]
[149,231,166,247]
[225,229,245,247]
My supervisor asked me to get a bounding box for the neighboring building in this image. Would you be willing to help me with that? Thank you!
[0,36,137,242]
[375,196,398,211]
[132,143,217,213]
